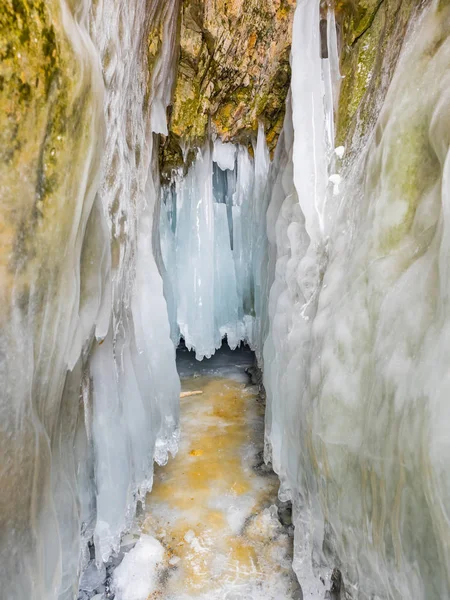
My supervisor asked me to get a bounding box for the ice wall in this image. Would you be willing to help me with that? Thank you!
[0,2,180,599]
[263,0,450,598]
[159,127,270,360]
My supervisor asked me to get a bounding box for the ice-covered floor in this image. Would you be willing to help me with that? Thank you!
[112,345,300,599]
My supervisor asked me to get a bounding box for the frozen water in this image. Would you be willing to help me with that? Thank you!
[214,203,242,349]
[173,146,216,359]
[263,1,450,598]
[213,139,236,171]
[0,2,180,599]
[88,0,180,567]
[160,128,270,360]
[290,0,328,240]
[334,146,345,159]
[3,0,449,598]
[79,561,106,594]
[127,348,301,599]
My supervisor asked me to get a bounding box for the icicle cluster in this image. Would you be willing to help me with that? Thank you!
[159,125,270,360]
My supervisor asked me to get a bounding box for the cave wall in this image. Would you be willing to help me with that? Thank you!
[336,0,428,151]
[263,1,450,599]
[0,1,180,598]
[0,0,294,598]
[2,1,447,599]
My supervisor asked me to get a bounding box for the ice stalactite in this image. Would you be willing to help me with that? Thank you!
[89,0,181,568]
[263,0,450,598]
[1,1,180,599]
[159,125,270,360]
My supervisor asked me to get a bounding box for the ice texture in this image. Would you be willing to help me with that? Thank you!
[79,561,106,594]
[112,535,165,600]
[213,138,237,171]
[0,2,180,599]
[263,1,450,598]
[160,126,270,360]
[290,0,328,240]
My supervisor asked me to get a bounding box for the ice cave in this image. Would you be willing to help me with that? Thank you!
[1,0,450,599]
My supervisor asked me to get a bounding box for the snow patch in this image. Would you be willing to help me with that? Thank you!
[113,535,165,600]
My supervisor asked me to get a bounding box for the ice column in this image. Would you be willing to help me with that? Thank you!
[159,131,271,360]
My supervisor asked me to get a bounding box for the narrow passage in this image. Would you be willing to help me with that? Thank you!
[114,346,300,599]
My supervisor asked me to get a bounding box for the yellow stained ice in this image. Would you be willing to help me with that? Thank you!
[142,374,297,598]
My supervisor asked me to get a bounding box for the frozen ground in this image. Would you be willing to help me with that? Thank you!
[79,345,301,600]
[133,345,300,599]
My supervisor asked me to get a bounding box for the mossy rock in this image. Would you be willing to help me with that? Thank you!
[0,0,101,307]
[335,0,430,153]
[162,0,295,172]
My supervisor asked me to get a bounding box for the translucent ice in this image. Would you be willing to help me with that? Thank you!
[160,129,270,360]
[263,2,450,598]
[79,561,106,594]
[290,0,328,239]
[174,146,216,359]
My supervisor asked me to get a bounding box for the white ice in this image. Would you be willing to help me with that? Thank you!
[213,138,236,171]
[160,129,270,360]
[113,535,165,600]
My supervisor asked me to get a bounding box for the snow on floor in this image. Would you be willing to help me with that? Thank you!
[113,346,300,599]
[113,536,165,600]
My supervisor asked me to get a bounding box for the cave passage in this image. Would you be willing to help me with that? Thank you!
[5,0,450,598]
[99,344,301,599]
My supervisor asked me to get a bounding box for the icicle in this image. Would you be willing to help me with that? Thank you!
[175,146,216,359]
[290,0,328,239]
[159,129,271,360]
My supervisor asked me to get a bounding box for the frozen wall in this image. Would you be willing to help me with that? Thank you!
[263,0,450,598]
[0,2,180,599]
[159,127,270,360]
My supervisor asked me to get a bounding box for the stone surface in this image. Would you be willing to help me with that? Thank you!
[335,0,430,152]
[160,0,295,175]
[0,0,102,310]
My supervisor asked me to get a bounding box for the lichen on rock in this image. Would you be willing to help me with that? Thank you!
[335,0,430,153]
[0,0,103,312]
[160,0,295,175]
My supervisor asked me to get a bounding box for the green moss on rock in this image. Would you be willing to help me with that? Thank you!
[335,0,429,151]
[161,0,295,175]
[0,0,101,307]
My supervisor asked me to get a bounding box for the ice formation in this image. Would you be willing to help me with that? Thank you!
[3,0,450,598]
[112,535,165,600]
[1,2,180,599]
[263,0,450,598]
[159,126,270,359]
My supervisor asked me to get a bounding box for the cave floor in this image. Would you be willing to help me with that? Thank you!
[137,347,299,599]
